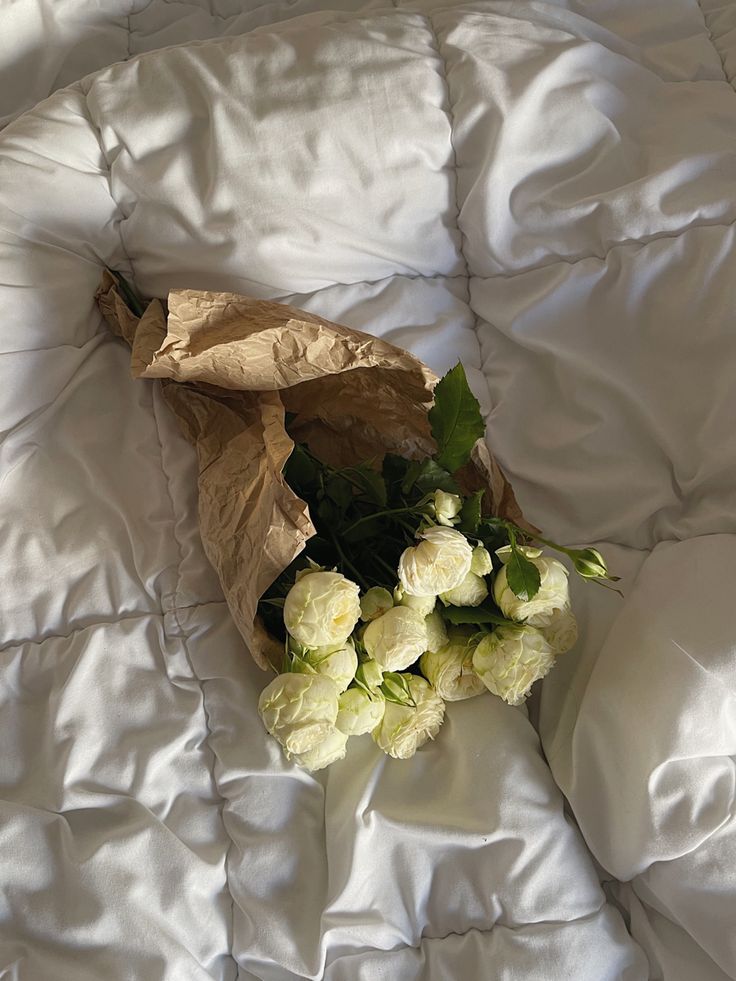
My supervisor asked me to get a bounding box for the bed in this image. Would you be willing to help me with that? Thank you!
[1,1,735,979]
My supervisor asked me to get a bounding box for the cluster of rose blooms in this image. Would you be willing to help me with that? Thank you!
[258,489,598,771]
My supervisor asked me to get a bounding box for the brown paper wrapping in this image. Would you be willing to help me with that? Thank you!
[96,271,527,669]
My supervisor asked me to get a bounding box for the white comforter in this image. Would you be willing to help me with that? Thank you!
[1,1,735,979]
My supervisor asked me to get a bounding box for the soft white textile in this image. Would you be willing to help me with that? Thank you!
[543,536,736,980]
[1,1,736,979]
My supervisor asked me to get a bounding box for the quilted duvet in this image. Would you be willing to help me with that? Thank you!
[1,2,736,979]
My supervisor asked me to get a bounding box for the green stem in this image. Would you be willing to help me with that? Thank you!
[289,443,367,490]
[329,532,369,590]
[343,506,420,535]
[295,441,338,476]
[526,532,575,558]
[590,578,624,598]
[372,554,398,583]
[396,517,419,536]
[494,519,619,584]
[489,517,573,558]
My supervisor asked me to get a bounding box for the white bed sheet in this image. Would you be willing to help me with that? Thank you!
[1,1,736,978]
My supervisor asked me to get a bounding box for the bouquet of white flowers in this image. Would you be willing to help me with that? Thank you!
[97,272,617,773]
[256,364,616,769]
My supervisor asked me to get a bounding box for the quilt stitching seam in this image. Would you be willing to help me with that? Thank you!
[420,16,472,305]
[696,0,734,88]
[421,12,505,446]
[149,389,240,980]
[150,0,312,19]
[0,602,228,655]
[80,84,139,286]
[482,216,736,281]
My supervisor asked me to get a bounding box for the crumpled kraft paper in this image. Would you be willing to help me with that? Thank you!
[96,271,528,669]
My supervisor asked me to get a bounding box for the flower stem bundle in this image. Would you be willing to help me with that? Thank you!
[96,273,617,773]
[258,364,617,770]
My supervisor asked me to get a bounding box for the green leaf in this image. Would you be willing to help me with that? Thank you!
[317,497,340,526]
[416,460,459,495]
[429,363,486,473]
[400,460,421,494]
[442,604,513,627]
[476,519,508,557]
[458,490,484,534]
[283,444,319,493]
[256,601,287,642]
[325,474,353,512]
[343,515,385,544]
[478,517,507,534]
[506,547,541,602]
[348,465,387,506]
[259,597,285,609]
[107,268,146,318]
[382,453,411,484]
[402,458,459,496]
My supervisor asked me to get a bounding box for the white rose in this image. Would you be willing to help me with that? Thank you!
[394,585,436,617]
[432,489,462,526]
[360,587,394,622]
[336,688,386,735]
[493,549,570,626]
[372,675,446,759]
[398,526,473,596]
[292,639,358,692]
[424,609,448,653]
[284,571,361,647]
[363,606,428,672]
[541,608,578,654]
[470,545,493,577]
[258,673,340,754]
[439,571,488,608]
[288,727,349,771]
[472,625,555,706]
[420,628,486,701]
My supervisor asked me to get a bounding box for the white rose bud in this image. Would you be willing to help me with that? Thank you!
[470,545,493,577]
[420,628,486,701]
[258,673,340,754]
[355,659,384,691]
[336,688,386,735]
[372,675,446,759]
[433,489,462,526]
[292,639,358,693]
[572,547,609,579]
[398,526,473,596]
[439,571,489,608]
[493,549,570,626]
[287,727,349,772]
[393,585,436,617]
[284,571,361,647]
[541,607,578,655]
[363,606,428,672]
[360,587,394,622]
[472,625,555,706]
[424,609,448,653]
